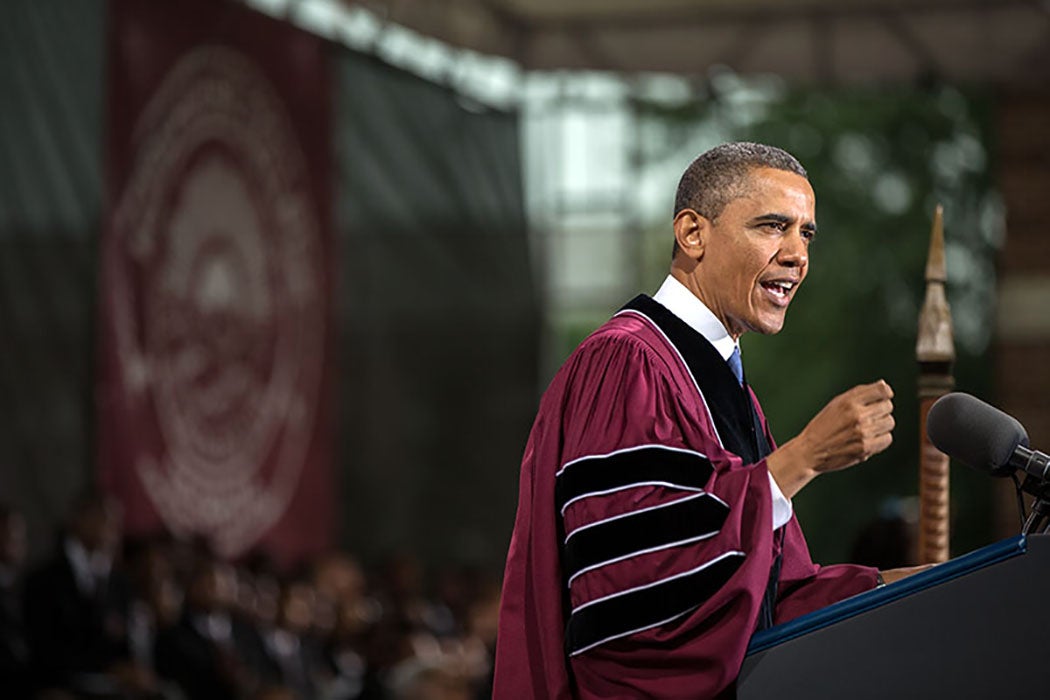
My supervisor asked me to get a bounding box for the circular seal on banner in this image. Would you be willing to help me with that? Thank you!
[109,46,325,556]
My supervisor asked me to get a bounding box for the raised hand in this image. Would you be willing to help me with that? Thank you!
[767,380,895,499]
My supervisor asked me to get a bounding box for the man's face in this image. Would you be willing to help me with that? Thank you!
[695,167,816,339]
[75,500,122,556]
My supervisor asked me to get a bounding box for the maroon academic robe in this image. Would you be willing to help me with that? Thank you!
[494,295,878,699]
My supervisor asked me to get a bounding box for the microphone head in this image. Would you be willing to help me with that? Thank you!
[927,392,1029,477]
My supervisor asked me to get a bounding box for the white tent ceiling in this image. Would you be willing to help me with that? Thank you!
[340,0,1050,85]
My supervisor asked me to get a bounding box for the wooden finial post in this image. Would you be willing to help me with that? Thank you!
[916,204,955,564]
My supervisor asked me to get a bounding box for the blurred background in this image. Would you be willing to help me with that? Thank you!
[0,0,1048,697]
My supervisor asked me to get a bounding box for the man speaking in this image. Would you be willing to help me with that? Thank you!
[494,142,922,698]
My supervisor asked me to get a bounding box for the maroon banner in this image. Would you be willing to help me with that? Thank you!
[99,0,334,567]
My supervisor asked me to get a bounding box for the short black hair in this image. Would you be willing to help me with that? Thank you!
[673,142,808,221]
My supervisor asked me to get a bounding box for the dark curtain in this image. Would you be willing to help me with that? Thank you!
[334,50,539,570]
[0,0,105,557]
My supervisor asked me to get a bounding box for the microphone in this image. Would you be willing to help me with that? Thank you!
[926,392,1050,482]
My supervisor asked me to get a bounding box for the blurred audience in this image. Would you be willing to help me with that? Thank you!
[3,498,500,700]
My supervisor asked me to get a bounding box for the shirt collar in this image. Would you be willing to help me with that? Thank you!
[64,538,95,594]
[652,275,738,362]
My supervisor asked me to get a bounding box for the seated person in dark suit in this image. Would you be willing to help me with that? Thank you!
[154,554,269,699]
[258,576,326,699]
[23,491,139,696]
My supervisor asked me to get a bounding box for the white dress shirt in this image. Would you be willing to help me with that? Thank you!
[653,275,793,530]
[64,538,112,596]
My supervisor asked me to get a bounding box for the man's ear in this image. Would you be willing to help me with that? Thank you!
[672,209,708,262]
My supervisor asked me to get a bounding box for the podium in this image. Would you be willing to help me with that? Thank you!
[738,534,1050,699]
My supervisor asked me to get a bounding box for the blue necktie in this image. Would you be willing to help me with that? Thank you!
[728,346,744,386]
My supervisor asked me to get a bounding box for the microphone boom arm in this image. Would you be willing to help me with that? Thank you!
[1013,446,1050,482]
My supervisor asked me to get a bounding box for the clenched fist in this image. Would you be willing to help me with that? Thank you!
[767,380,895,499]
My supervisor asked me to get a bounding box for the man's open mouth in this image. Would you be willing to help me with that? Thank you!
[760,280,796,300]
